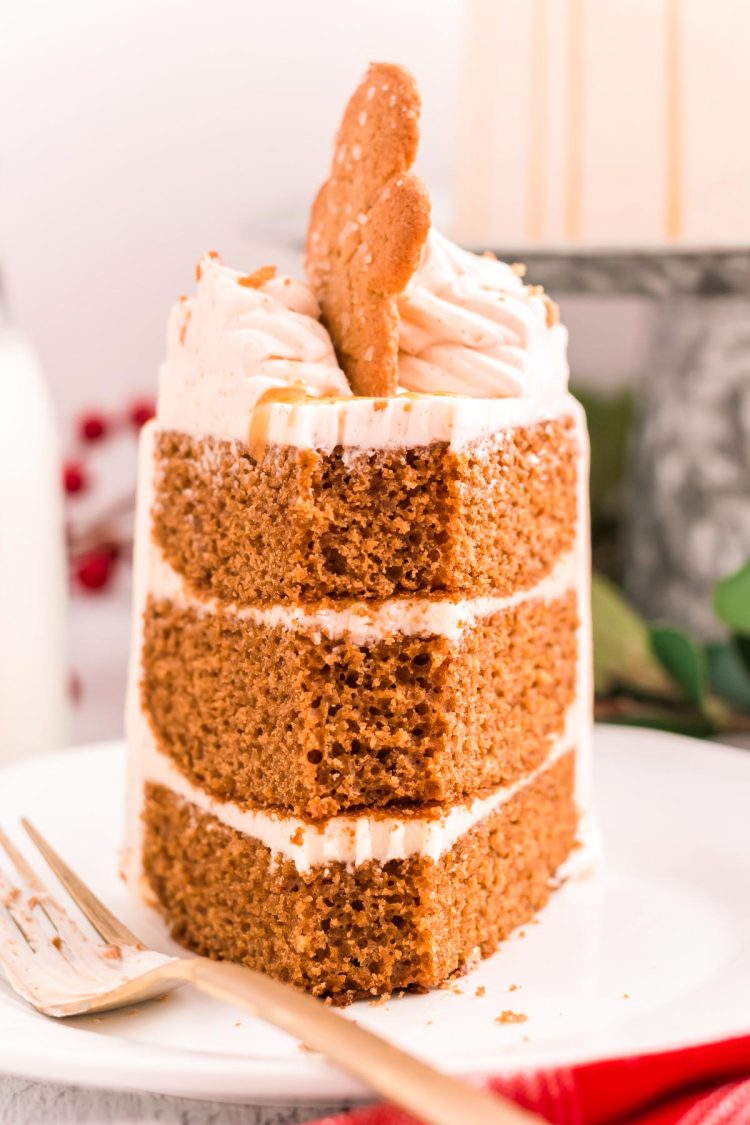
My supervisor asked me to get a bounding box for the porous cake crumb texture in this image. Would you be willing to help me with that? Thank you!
[142,752,577,1003]
[141,591,578,817]
[151,416,578,605]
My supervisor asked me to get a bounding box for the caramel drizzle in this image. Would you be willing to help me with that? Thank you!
[246,385,315,459]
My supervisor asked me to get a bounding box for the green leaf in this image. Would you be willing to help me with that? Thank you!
[714,562,750,635]
[650,625,708,706]
[707,641,750,712]
[592,572,677,698]
[737,635,750,672]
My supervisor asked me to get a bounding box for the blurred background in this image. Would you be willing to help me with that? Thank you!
[2,0,749,752]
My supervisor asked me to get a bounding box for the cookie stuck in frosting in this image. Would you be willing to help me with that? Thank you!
[306,62,431,397]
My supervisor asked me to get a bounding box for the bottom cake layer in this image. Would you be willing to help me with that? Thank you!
[141,750,577,1003]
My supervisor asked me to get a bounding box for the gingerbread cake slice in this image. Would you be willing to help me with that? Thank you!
[124,64,595,1003]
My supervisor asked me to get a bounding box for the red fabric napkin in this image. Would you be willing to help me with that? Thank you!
[312,1035,750,1125]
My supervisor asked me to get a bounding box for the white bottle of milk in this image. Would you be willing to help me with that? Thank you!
[0,300,68,763]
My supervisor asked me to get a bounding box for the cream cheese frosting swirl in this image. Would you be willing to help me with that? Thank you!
[156,244,571,449]
[157,253,351,439]
[397,231,569,398]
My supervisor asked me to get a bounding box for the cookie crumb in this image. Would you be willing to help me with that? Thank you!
[369,992,391,1007]
[495,1010,527,1025]
[195,250,221,281]
[543,295,560,327]
[238,265,277,289]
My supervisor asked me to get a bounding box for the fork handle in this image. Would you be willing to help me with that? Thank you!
[187,959,540,1125]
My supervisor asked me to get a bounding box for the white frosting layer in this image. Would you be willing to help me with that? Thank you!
[255,391,573,453]
[398,231,568,398]
[130,704,577,873]
[146,546,579,644]
[155,238,571,452]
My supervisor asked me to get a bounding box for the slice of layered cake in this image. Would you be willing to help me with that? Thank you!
[124,63,593,1002]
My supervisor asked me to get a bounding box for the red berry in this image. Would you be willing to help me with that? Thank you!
[62,460,89,495]
[128,397,156,429]
[79,412,108,443]
[75,551,113,591]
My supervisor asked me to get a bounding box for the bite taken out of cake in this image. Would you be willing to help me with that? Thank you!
[124,62,594,1004]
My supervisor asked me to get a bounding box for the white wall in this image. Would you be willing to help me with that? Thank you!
[1,0,651,434]
[1,0,461,425]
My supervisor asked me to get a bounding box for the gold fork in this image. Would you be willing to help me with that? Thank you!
[0,819,541,1125]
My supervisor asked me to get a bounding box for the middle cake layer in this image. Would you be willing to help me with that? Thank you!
[141,565,579,819]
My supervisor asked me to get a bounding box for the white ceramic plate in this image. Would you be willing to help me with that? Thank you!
[0,726,747,1105]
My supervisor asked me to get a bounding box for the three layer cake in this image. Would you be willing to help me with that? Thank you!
[124,63,593,1002]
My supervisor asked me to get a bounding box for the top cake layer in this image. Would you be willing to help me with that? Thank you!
[156,236,569,454]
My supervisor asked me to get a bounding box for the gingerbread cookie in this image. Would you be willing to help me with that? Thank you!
[306,62,431,396]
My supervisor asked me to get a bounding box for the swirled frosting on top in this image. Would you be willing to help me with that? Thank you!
[156,245,572,450]
[157,253,352,438]
[398,231,568,398]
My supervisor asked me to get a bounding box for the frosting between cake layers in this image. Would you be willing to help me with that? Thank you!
[123,417,597,887]
[145,545,580,644]
[155,240,571,452]
[130,703,579,873]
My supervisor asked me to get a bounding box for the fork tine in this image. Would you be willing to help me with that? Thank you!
[21,819,144,950]
[0,833,108,970]
[0,828,46,892]
[0,861,37,948]
[0,848,170,1017]
[0,874,49,1006]
[0,833,70,951]
[0,856,87,979]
